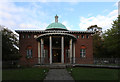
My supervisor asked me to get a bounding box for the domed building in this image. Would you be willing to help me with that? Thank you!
[16,15,94,65]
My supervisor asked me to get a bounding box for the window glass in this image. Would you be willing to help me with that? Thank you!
[80,49,86,58]
[28,35,31,38]
[23,35,25,38]
[86,35,89,39]
[81,35,84,39]
[77,35,79,39]
[44,49,48,58]
[26,47,32,58]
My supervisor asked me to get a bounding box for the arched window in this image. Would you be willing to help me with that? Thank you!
[28,35,31,38]
[22,35,25,38]
[86,35,89,39]
[80,46,86,58]
[81,35,84,39]
[26,46,32,58]
[76,35,79,39]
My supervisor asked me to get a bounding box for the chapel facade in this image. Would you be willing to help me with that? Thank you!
[16,15,94,65]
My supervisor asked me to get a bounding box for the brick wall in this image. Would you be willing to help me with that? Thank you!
[73,33,93,64]
[19,32,93,65]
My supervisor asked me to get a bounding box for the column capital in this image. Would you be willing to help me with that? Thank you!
[41,38,44,44]
[70,39,73,45]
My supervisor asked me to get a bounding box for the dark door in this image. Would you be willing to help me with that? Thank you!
[52,49,61,63]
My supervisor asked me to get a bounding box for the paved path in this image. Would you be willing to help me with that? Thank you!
[44,69,74,81]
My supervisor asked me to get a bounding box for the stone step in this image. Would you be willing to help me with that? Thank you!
[34,64,66,69]
[49,65,66,69]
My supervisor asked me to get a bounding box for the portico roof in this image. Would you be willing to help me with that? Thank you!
[36,33,77,41]
[15,30,95,34]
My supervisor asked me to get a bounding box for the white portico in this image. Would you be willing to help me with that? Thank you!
[37,33,76,64]
[36,15,76,64]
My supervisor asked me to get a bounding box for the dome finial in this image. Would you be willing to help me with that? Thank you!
[55,14,58,23]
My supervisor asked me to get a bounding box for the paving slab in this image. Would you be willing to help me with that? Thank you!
[44,69,74,81]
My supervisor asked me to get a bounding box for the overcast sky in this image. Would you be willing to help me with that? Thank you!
[0,0,119,33]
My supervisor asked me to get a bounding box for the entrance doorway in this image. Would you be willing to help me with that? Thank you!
[52,49,61,63]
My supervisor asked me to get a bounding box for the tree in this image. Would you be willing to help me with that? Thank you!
[93,33,107,58]
[1,25,21,61]
[103,16,120,58]
[88,25,105,58]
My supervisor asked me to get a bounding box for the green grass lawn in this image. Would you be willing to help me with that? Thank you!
[2,68,49,80]
[67,67,119,80]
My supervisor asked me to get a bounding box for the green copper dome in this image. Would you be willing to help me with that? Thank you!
[46,15,67,30]
[46,22,67,30]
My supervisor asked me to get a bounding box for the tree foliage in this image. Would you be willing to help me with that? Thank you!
[1,26,21,61]
[93,16,120,58]
[93,33,107,58]
[102,16,120,58]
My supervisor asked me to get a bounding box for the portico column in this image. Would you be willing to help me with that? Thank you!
[70,39,73,64]
[73,42,75,64]
[50,36,52,64]
[41,39,44,64]
[38,42,40,64]
[61,36,64,64]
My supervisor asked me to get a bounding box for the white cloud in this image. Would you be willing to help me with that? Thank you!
[0,2,49,32]
[79,9,118,31]
[0,3,24,24]
[18,22,48,30]
[62,21,73,30]
[113,1,119,7]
